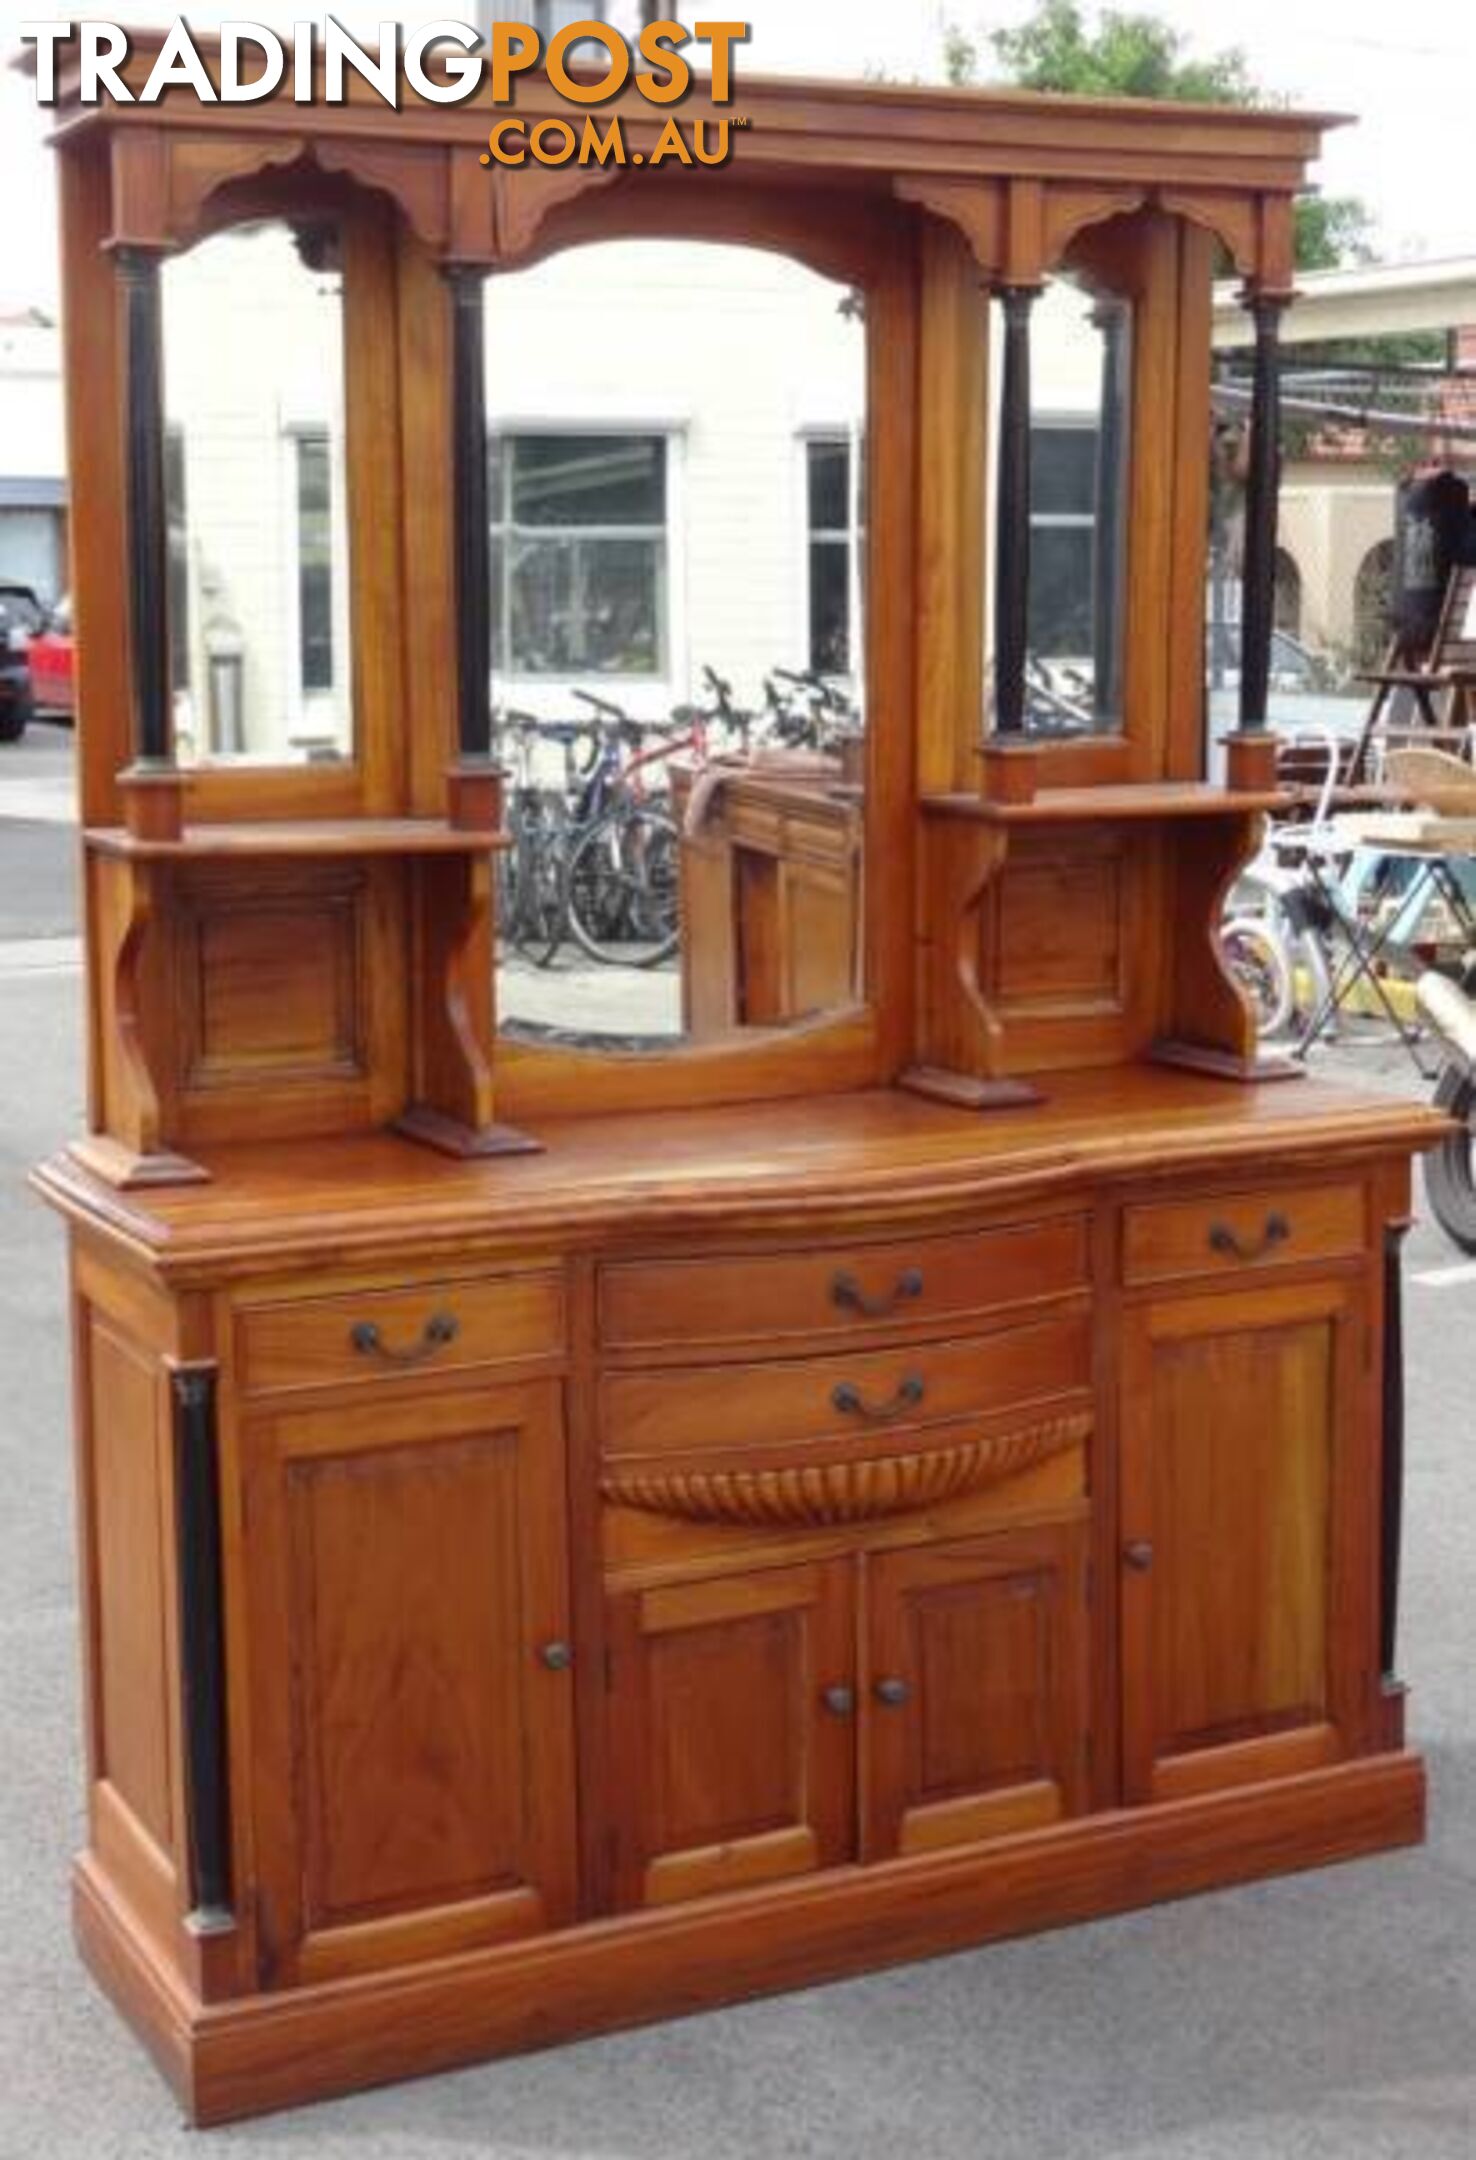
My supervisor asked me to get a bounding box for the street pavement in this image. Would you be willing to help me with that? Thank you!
[0,730,1472,2158]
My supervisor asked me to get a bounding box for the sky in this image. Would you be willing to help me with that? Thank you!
[2,0,1474,312]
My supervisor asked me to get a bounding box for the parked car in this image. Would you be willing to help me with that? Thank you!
[0,583,46,743]
[1205,622,1342,693]
[26,592,74,721]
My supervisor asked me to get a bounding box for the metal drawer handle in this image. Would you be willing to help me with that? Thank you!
[831,1266,924,1320]
[831,1374,925,1423]
[349,1311,459,1366]
[874,1676,910,1708]
[821,1684,855,1718]
[1208,1212,1289,1264]
[538,1640,573,1673]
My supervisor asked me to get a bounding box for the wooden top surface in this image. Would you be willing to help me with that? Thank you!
[32,40,1338,200]
[926,783,1288,824]
[85,819,502,861]
[34,1067,1444,1284]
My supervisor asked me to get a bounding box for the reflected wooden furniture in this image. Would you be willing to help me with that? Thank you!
[30,33,1449,2127]
[672,761,863,1033]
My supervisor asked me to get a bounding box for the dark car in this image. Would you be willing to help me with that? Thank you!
[0,582,47,743]
[27,592,74,721]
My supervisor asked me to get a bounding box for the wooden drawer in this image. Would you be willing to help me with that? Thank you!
[1122,1183,1365,1288]
[599,1216,1088,1352]
[238,1272,565,1395]
[602,1312,1090,1461]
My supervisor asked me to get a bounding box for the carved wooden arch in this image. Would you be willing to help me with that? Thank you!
[109,124,454,254]
[501,169,911,291]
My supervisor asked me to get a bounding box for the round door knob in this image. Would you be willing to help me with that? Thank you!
[821,1684,855,1718]
[539,1640,574,1671]
[874,1676,910,1708]
[1122,1541,1154,1573]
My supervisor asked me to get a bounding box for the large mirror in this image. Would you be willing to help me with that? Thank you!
[160,219,353,765]
[484,239,868,1053]
[990,267,1133,735]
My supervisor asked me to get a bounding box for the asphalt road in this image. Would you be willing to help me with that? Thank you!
[0,732,1472,2159]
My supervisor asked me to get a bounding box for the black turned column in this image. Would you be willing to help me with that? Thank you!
[994,286,1037,735]
[1090,298,1129,726]
[116,246,173,767]
[448,264,494,765]
[1238,291,1288,732]
[171,1364,233,1933]
[1380,1223,1410,1683]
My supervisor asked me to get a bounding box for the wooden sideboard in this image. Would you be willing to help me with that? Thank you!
[37,1068,1438,2121]
[673,762,863,1034]
[26,28,1445,2130]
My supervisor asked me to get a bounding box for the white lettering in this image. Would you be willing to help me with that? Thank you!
[141,19,217,103]
[18,21,72,105]
[322,17,399,107]
[404,21,483,105]
[219,23,286,104]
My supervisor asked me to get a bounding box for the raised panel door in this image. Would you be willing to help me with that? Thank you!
[1120,1278,1372,1803]
[864,1523,1088,1859]
[246,1379,576,1985]
[606,1559,856,1908]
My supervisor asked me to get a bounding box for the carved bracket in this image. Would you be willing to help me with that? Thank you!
[602,1409,1090,1527]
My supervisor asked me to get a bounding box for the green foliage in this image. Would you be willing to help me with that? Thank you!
[1293,195,1374,271]
[955,2,1374,271]
[988,0,1256,104]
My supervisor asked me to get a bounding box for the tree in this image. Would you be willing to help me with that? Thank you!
[990,0,1256,103]
[957,2,1371,270]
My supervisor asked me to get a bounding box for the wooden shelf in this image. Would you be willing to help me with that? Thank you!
[85,818,505,861]
[923,783,1288,825]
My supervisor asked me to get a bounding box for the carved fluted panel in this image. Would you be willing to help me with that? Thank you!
[601,1410,1090,1528]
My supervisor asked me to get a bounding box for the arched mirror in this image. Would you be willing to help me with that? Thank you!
[159,218,353,765]
[483,238,868,1052]
[989,265,1133,736]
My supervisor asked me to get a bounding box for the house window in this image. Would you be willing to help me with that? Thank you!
[1028,424,1096,661]
[489,432,668,677]
[295,430,334,694]
[806,434,861,676]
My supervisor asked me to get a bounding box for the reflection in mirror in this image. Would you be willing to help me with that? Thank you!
[991,271,1132,736]
[484,241,867,1052]
[160,221,352,765]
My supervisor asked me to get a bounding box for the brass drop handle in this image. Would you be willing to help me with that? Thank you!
[1208,1212,1289,1264]
[874,1676,910,1708]
[831,1374,925,1423]
[821,1684,855,1717]
[538,1641,573,1672]
[1123,1540,1154,1573]
[350,1311,459,1366]
[831,1266,924,1320]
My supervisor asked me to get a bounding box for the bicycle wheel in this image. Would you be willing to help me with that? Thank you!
[1220,916,1294,1038]
[505,794,570,967]
[564,807,679,967]
[1425,1061,1476,1253]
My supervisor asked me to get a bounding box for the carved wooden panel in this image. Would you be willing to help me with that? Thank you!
[995,850,1126,1011]
[601,1409,1091,1527]
[186,892,360,1088]
[606,1560,855,1908]
[166,859,408,1143]
[246,1382,575,1984]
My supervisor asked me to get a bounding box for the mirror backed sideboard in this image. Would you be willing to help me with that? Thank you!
[28,33,1447,2125]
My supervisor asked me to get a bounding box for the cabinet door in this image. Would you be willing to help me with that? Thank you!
[864,1524,1088,1861]
[1120,1278,1372,1805]
[246,1380,576,1986]
[606,1560,856,1908]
